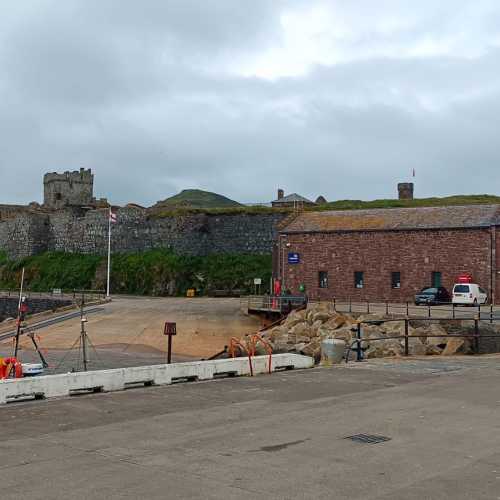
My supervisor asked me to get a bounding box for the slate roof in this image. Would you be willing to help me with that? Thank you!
[280,204,500,234]
[272,193,315,204]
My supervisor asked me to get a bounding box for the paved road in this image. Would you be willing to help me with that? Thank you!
[1,356,500,499]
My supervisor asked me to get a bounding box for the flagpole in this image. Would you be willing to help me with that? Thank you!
[14,267,25,358]
[106,208,112,298]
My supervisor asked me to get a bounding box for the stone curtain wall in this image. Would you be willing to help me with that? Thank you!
[0,213,50,258]
[0,208,287,259]
[282,228,493,302]
[0,297,73,322]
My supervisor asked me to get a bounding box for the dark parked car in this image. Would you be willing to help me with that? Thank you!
[414,287,450,305]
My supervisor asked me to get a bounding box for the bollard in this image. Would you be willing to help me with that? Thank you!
[428,303,431,318]
[349,297,352,314]
[452,303,455,319]
[404,318,409,356]
[367,301,370,314]
[406,301,409,316]
[356,322,362,362]
[386,301,389,316]
[491,304,494,325]
[474,318,480,355]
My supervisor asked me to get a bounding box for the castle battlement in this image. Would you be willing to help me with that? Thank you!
[43,168,93,184]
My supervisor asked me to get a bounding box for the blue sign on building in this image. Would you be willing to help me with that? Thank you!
[288,252,300,264]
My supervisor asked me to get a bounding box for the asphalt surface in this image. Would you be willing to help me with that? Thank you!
[1,356,500,499]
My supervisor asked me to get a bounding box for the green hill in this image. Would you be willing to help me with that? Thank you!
[153,189,242,210]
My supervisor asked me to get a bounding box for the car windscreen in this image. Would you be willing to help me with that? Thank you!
[420,288,437,295]
[454,285,470,293]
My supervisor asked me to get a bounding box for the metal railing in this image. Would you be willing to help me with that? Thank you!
[0,289,106,303]
[346,316,500,363]
[244,295,308,314]
[329,297,498,323]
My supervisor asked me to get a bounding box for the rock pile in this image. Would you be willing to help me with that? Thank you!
[252,303,474,363]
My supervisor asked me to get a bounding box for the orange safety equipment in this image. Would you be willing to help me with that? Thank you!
[0,357,23,379]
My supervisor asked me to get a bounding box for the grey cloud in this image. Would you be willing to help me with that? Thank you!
[1,0,500,206]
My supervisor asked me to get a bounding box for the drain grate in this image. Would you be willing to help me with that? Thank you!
[345,434,391,445]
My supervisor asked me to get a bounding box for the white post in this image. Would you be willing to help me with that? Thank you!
[106,208,112,298]
[17,267,25,311]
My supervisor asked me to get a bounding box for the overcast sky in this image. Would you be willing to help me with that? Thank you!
[1,0,500,206]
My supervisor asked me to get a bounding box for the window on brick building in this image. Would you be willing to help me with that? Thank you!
[431,271,442,288]
[354,271,364,289]
[318,271,328,288]
[391,272,401,289]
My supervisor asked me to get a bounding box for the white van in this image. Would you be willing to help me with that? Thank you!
[452,283,488,306]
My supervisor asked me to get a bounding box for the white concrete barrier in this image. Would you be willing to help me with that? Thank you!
[0,354,314,404]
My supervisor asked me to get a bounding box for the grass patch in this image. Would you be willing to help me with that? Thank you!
[0,250,272,296]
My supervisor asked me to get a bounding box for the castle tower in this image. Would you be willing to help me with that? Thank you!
[398,182,414,200]
[43,168,94,209]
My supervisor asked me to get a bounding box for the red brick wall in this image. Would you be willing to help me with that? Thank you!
[281,228,496,303]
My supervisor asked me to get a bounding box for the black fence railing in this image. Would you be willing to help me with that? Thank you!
[245,295,308,314]
[346,316,500,363]
[329,297,498,323]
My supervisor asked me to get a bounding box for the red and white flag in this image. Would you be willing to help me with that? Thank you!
[109,209,117,223]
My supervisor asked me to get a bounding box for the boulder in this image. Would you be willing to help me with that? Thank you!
[284,310,307,328]
[323,314,348,330]
[384,321,405,334]
[309,320,324,337]
[294,342,308,352]
[425,344,443,355]
[268,326,288,342]
[410,342,427,356]
[311,311,332,324]
[426,324,448,347]
[301,338,321,362]
[441,337,465,356]
[290,322,312,339]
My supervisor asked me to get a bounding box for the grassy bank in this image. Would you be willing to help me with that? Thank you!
[316,194,500,211]
[0,251,272,296]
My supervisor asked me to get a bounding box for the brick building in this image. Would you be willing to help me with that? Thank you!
[276,205,500,303]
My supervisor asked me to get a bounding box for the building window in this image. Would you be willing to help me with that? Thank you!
[55,193,62,201]
[432,271,442,288]
[391,272,401,289]
[354,271,364,289]
[318,271,328,288]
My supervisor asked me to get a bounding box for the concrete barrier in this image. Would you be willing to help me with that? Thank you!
[0,354,314,404]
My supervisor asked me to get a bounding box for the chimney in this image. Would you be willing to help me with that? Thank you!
[398,182,414,200]
[277,188,284,200]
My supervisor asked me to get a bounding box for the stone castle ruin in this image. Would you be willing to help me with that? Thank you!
[0,169,285,260]
[43,168,94,209]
